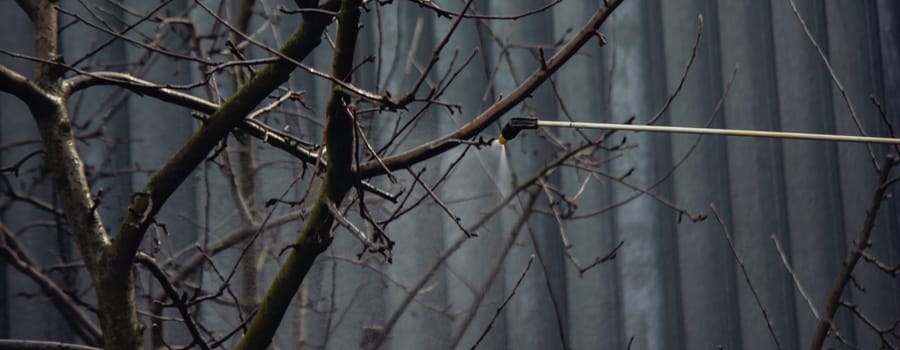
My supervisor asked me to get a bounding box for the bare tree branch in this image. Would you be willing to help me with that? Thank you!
[163,211,304,287]
[469,254,535,350]
[356,0,625,178]
[235,1,363,348]
[0,64,55,107]
[840,299,900,349]
[135,252,211,350]
[0,339,101,350]
[0,1,811,349]
[771,234,822,321]
[395,0,476,106]
[711,205,782,350]
[407,0,561,20]
[109,1,341,278]
[861,250,900,277]
[5,3,137,346]
[445,189,541,350]
[810,155,899,349]
[326,199,378,252]
[66,0,176,68]
[14,0,39,22]
[373,175,559,349]
[64,71,397,202]
[786,0,878,170]
[646,14,703,125]
[193,0,398,108]
[0,223,103,346]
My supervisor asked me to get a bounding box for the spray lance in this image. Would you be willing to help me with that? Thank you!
[497,117,900,145]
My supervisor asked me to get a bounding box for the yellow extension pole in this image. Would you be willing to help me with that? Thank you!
[535,120,900,145]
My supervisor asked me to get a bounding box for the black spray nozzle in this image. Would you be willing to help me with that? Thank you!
[498,117,539,144]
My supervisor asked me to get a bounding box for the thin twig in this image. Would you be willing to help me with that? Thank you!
[64,71,396,202]
[444,189,541,350]
[354,187,395,261]
[0,150,44,176]
[585,166,707,223]
[405,168,474,237]
[379,146,472,226]
[357,0,626,178]
[539,178,585,270]
[771,234,821,321]
[786,0,878,170]
[374,182,548,350]
[68,0,175,67]
[521,219,569,348]
[870,95,900,156]
[192,0,398,108]
[860,250,900,277]
[0,339,101,350]
[326,199,379,253]
[469,254,535,350]
[397,0,476,105]
[161,210,304,286]
[1,177,65,218]
[647,14,703,125]
[840,299,900,349]
[207,309,258,349]
[218,150,258,226]
[0,223,103,346]
[246,90,299,120]
[571,65,738,220]
[56,6,213,66]
[350,102,397,183]
[136,252,211,350]
[710,205,782,350]
[408,0,561,20]
[577,240,624,276]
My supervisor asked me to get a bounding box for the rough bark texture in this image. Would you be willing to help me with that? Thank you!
[21,2,142,348]
[234,0,362,348]
[5,1,341,348]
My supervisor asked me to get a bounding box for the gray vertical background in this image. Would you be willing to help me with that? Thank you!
[2,0,899,349]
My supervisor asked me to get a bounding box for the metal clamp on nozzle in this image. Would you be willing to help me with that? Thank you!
[498,117,539,144]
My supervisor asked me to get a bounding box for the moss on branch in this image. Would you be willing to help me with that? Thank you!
[235,1,363,349]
